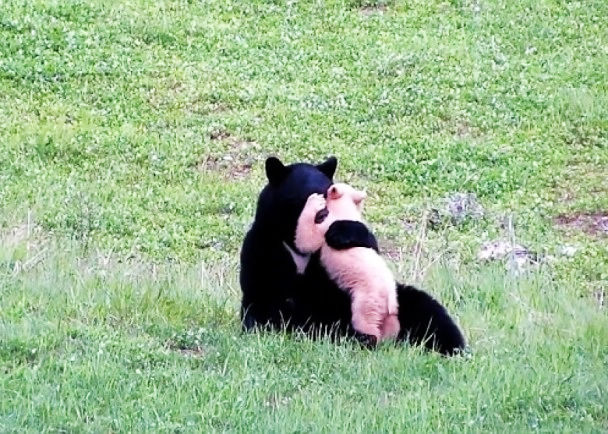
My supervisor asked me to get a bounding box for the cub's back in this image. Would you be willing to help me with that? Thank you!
[320,246,395,297]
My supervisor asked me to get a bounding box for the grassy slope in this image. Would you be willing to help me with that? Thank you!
[1,0,607,431]
[1,247,606,431]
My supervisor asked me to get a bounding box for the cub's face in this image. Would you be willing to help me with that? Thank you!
[293,183,367,255]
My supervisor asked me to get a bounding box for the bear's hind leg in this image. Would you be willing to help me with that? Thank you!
[396,284,465,355]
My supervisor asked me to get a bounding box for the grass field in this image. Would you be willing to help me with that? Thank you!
[1,0,607,431]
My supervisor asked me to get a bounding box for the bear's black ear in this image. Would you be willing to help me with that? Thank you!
[317,156,338,179]
[265,157,289,185]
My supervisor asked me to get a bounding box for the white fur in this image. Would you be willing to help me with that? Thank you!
[294,183,400,341]
[294,194,327,254]
[283,242,310,275]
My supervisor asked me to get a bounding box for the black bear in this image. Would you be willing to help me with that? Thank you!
[240,156,465,355]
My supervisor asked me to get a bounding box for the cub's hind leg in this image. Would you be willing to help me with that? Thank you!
[381,314,400,340]
[350,292,383,343]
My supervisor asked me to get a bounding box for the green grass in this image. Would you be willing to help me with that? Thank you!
[1,244,606,431]
[1,0,607,431]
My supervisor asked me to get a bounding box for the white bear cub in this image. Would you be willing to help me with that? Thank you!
[295,183,400,344]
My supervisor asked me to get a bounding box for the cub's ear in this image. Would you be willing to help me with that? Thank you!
[316,156,338,179]
[265,157,289,185]
[353,190,367,210]
[327,185,343,200]
[352,190,367,206]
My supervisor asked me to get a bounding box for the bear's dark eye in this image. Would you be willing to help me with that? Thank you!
[314,207,329,224]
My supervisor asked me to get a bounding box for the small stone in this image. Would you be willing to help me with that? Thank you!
[477,240,520,261]
[559,245,579,257]
[478,239,539,274]
[445,193,484,224]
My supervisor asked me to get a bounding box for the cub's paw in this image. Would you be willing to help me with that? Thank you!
[303,193,328,223]
[305,193,326,213]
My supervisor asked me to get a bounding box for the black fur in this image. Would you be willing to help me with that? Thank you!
[240,157,338,330]
[240,156,465,355]
[396,285,465,355]
[291,249,355,336]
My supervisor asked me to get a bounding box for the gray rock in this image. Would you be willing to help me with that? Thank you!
[558,245,579,257]
[445,193,485,224]
[477,240,540,274]
[427,193,485,230]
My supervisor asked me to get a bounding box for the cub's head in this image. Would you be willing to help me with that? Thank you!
[325,183,366,223]
[255,156,338,247]
[293,183,367,255]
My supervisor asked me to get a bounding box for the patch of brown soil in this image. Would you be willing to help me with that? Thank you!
[145,78,232,116]
[166,341,205,358]
[177,348,205,357]
[195,129,261,180]
[209,102,229,113]
[360,4,388,15]
[444,119,482,140]
[455,121,478,139]
[209,128,232,141]
[200,155,254,180]
[554,212,608,237]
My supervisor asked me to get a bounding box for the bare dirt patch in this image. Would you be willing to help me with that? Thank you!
[359,4,388,15]
[554,212,608,237]
[195,129,261,180]
[166,340,205,358]
[176,347,205,358]
[209,129,232,141]
[145,79,232,116]
[208,102,229,113]
[454,121,479,139]
[442,119,483,141]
